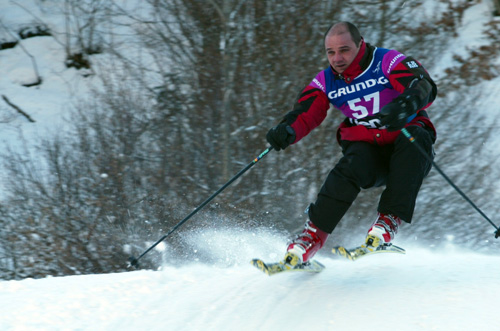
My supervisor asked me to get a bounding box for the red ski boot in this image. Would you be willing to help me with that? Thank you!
[365,213,402,248]
[284,220,329,268]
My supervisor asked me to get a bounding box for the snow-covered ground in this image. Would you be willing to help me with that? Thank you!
[1,1,500,330]
[1,233,499,330]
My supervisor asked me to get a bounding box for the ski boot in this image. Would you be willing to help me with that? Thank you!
[284,220,329,268]
[365,212,402,248]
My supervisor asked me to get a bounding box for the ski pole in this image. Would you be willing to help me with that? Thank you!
[401,127,500,238]
[128,146,274,268]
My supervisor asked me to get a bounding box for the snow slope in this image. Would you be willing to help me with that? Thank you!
[1,236,499,330]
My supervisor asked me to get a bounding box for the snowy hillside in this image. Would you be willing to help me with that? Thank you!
[1,0,500,330]
[1,238,500,330]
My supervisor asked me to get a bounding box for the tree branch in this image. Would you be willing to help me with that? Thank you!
[1,95,36,123]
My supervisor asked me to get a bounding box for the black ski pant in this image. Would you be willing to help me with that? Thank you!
[308,125,434,234]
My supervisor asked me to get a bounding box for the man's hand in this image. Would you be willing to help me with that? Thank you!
[380,94,420,132]
[266,123,296,151]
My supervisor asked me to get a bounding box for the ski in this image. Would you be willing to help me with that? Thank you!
[250,258,325,276]
[332,243,406,261]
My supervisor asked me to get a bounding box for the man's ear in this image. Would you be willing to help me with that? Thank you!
[358,36,364,48]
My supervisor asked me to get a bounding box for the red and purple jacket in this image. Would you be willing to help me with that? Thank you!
[282,41,437,146]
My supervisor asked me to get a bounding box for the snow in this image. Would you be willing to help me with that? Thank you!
[0,28,84,149]
[1,239,499,330]
[1,1,500,330]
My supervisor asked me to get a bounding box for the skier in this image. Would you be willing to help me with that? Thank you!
[266,22,437,268]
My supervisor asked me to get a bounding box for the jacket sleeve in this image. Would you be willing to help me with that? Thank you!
[281,85,330,143]
[386,55,438,142]
[387,56,438,110]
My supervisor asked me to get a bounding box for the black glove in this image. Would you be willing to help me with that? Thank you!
[380,93,420,132]
[266,123,296,151]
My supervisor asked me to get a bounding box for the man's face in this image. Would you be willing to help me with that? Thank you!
[325,32,361,74]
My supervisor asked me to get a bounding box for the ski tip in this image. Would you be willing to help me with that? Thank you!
[250,259,277,276]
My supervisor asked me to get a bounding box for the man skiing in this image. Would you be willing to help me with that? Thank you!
[266,22,437,268]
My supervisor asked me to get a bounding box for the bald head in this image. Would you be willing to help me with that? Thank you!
[324,22,362,45]
[324,22,362,74]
